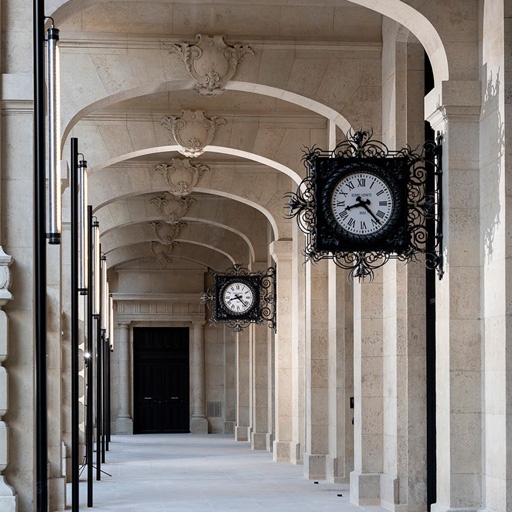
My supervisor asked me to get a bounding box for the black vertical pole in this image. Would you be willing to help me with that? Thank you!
[106,343,111,449]
[424,53,437,511]
[96,305,102,480]
[87,206,94,507]
[70,138,80,512]
[34,1,48,510]
[102,334,107,462]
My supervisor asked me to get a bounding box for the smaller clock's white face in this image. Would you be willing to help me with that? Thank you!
[331,171,394,235]
[223,282,255,314]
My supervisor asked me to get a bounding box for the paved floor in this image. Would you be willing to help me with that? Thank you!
[60,434,387,511]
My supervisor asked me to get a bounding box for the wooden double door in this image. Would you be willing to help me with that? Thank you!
[133,327,190,434]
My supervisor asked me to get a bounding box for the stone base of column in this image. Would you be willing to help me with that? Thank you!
[350,471,381,506]
[325,455,347,483]
[290,441,301,465]
[223,421,235,434]
[304,453,327,480]
[190,417,208,434]
[273,440,295,462]
[431,506,480,512]
[235,426,250,441]
[380,473,399,509]
[250,432,267,450]
[265,433,273,452]
[49,476,66,512]
[0,477,17,512]
[116,416,133,434]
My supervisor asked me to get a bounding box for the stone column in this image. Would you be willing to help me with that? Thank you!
[235,328,250,441]
[250,322,269,450]
[426,80,482,512]
[326,262,351,483]
[223,326,236,434]
[0,248,16,511]
[269,239,296,462]
[303,259,329,480]
[115,323,133,434]
[350,268,384,506]
[190,322,208,434]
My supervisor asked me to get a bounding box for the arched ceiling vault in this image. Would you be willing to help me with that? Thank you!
[52,0,452,281]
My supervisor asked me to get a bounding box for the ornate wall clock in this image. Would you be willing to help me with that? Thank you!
[315,158,410,254]
[201,264,276,332]
[286,130,443,281]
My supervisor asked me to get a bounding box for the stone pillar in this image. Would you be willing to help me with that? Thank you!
[223,326,236,434]
[380,23,428,509]
[0,248,16,511]
[426,80,482,512]
[115,323,133,434]
[303,259,329,480]
[235,328,250,441]
[269,239,295,462]
[250,322,269,450]
[190,322,208,434]
[350,268,384,506]
[326,262,351,483]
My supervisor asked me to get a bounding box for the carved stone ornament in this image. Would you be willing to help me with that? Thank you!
[149,240,177,268]
[154,159,210,197]
[0,246,13,306]
[150,193,196,224]
[167,34,254,95]
[161,110,226,158]
[149,221,187,245]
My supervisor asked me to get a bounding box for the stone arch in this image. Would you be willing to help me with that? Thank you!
[350,0,449,82]
[62,81,353,147]
[51,0,449,94]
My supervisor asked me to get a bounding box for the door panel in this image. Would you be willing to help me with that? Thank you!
[133,328,190,434]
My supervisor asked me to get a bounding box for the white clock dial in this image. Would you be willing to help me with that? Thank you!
[330,171,394,235]
[222,282,255,314]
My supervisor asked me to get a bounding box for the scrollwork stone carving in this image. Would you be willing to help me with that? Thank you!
[154,159,210,197]
[161,110,226,158]
[149,221,187,245]
[166,34,254,96]
[0,247,13,307]
[150,193,196,224]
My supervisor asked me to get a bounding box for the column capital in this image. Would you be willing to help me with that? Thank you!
[425,80,481,129]
[192,321,206,328]
[269,239,293,263]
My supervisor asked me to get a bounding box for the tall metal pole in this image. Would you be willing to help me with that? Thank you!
[96,299,102,479]
[34,1,48,510]
[70,138,80,511]
[86,206,94,507]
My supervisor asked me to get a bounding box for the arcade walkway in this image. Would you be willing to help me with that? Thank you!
[59,434,388,511]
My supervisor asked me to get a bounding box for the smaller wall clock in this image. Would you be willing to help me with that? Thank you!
[201,264,276,332]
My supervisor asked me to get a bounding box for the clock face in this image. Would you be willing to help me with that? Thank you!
[222,281,255,315]
[330,171,394,235]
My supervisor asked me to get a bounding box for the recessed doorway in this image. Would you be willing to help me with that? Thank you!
[133,327,190,434]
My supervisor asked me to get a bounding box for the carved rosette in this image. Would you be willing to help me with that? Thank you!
[149,221,187,245]
[154,159,210,197]
[150,193,196,224]
[167,34,254,95]
[161,110,226,158]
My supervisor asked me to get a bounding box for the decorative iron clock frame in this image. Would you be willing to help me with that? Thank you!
[286,130,443,281]
[201,264,276,332]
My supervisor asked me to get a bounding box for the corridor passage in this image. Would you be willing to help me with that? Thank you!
[59,434,387,511]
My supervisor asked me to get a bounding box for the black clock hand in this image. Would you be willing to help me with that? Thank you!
[356,198,381,224]
[234,294,248,307]
[345,197,382,225]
